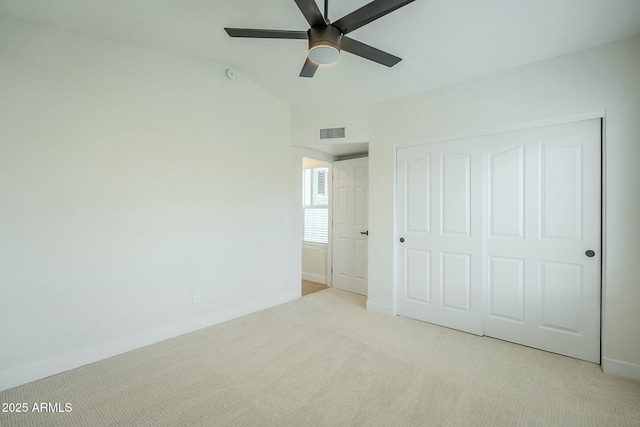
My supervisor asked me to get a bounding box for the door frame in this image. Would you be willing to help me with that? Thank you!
[392,110,606,360]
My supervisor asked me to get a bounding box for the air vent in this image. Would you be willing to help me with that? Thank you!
[318,126,346,141]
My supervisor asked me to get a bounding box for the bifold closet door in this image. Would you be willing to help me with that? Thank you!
[396,137,483,335]
[483,119,601,363]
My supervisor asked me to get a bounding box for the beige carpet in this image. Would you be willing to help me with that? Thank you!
[1,288,639,427]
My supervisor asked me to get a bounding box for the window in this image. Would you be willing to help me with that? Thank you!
[303,166,329,244]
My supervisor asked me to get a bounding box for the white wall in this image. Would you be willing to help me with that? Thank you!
[369,36,640,379]
[0,19,298,389]
[302,244,328,284]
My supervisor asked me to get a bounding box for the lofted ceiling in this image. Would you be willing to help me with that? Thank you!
[1,0,640,107]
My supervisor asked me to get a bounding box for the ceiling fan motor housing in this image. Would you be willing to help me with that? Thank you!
[308,25,342,64]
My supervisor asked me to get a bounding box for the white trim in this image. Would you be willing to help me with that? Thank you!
[395,110,607,149]
[366,299,396,317]
[600,116,608,365]
[302,273,327,284]
[326,161,333,288]
[0,290,299,392]
[481,134,490,338]
[296,152,303,299]
[602,357,640,381]
[391,147,399,314]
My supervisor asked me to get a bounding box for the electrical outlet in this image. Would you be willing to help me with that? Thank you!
[191,291,201,304]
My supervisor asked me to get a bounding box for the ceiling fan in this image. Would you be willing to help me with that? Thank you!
[224,0,415,78]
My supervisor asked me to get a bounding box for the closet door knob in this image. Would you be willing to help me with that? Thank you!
[585,250,595,257]
[399,237,405,243]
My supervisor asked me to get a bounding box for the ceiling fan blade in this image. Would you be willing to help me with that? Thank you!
[333,0,415,34]
[224,28,308,39]
[299,57,319,78]
[341,36,401,67]
[294,0,327,27]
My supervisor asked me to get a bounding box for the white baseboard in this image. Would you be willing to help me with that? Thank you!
[602,357,640,381]
[366,300,395,317]
[0,290,299,392]
[302,273,327,284]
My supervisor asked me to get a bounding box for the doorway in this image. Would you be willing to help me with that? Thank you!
[301,157,331,296]
[299,154,370,297]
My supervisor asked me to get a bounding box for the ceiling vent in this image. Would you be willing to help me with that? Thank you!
[318,126,346,142]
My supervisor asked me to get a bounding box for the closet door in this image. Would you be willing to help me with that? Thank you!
[396,137,483,335]
[483,119,601,363]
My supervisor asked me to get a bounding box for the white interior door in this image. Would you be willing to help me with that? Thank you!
[332,157,368,295]
[483,119,601,363]
[396,137,483,335]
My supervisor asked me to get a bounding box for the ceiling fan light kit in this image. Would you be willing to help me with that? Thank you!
[224,0,415,78]
[308,44,340,65]
[308,26,342,65]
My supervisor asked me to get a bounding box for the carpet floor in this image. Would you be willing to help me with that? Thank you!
[1,288,639,427]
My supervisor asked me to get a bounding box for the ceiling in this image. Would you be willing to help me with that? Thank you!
[1,0,640,107]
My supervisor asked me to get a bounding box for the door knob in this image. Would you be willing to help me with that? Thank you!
[360,231,369,235]
[399,237,405,243]
[585,250,595,258]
